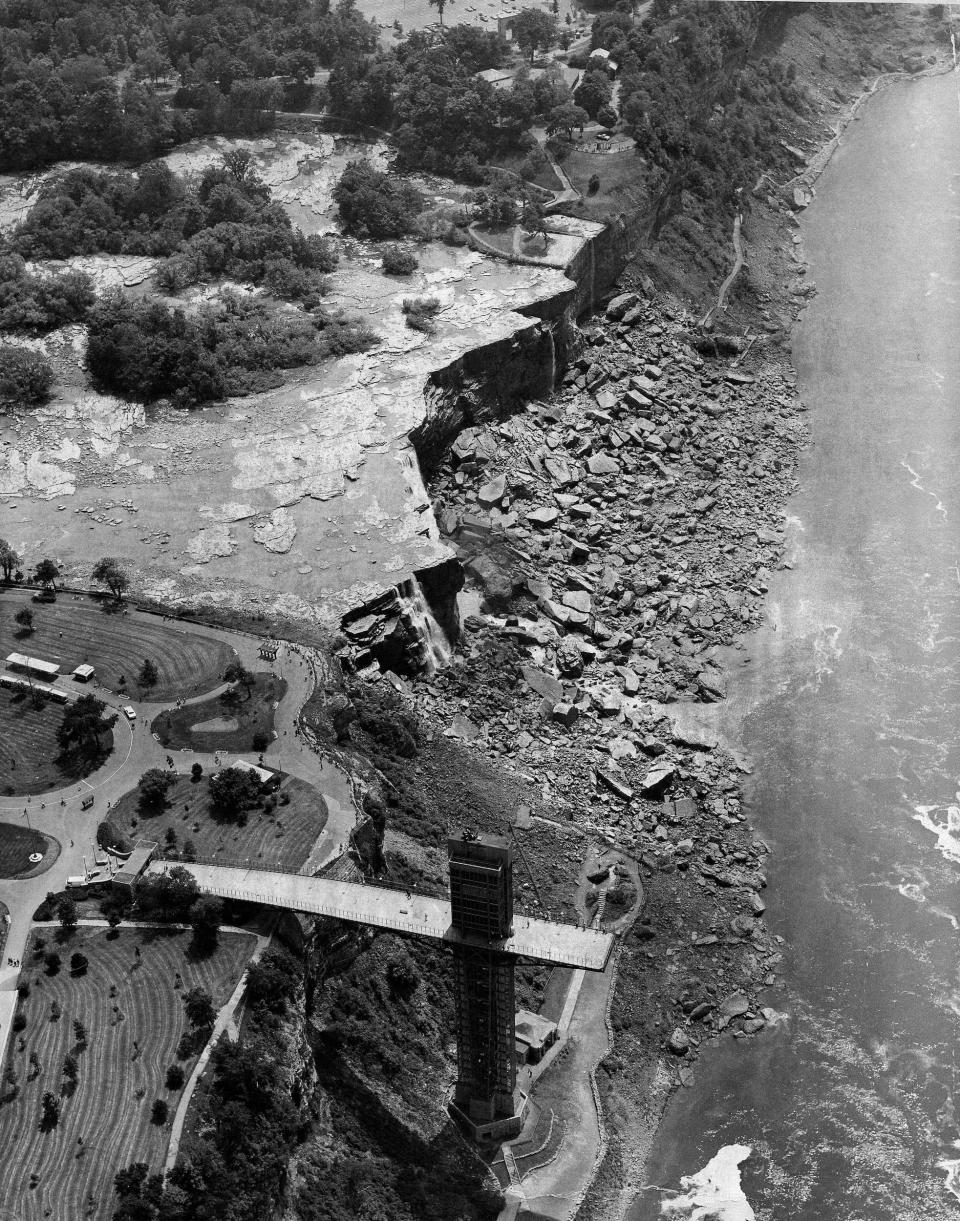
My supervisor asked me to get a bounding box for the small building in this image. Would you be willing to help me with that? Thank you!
[475,66,515,89]
[6,652,60,680]
[588,46,619,74]
[113,840,158,888]
[72,664,95,683]
[231,758,281,791]
[258,641,279,662]
[515,1010,559,1064]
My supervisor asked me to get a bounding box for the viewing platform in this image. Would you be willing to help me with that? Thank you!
[144,861,614,971]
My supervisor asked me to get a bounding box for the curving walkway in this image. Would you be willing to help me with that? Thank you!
[0,610,357,1075]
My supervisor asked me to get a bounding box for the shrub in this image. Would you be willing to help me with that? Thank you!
[150,1098,169,1125]
[381,246,418,275]
[44,951,61,976]
[12,1012,26,1033]
[165,1064,185,1090]
[401,296,442,335]
[0,347,53,406]
[0,256,94,334]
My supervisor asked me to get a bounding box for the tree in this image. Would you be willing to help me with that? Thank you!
[190,762,203,783]
[69,951,88,975]
[40,1090,61,1130]
[62,1052,78,1081]
[91,556,130,602]
[138,658,159,689]
[139,767,177,810]
[0,539,19,582]
[573,69,613,119]
[208,767,261,823]
[33,558,59,589]
[73,1018,88,1047]
[512,8,557,64]
[189,896,222,956]
[182,985,215,1029]
[223,661,253,699]
[165,1063,185,1090]
[44,951,60,976]
[150,1098,169,1125]
[56,896,78,936]
[427,0,453,25]
[547,102,589,140]
[14,607,33,634]
[57,694,117,757]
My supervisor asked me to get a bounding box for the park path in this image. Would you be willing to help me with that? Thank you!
[0,608,358,1074]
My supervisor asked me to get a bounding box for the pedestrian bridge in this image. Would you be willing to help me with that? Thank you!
[144,861,614,971]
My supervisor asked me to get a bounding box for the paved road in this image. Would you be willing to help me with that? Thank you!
[0,610,358,1072]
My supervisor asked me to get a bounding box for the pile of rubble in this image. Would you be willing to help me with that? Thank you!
[374,294,809,1057]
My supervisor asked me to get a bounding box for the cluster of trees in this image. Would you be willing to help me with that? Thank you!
[325,16,568,180]
[0,255,94,335]
[11,154,338,307]
[0,0,380,172]
[86,290,323,407]
[132,863,223,954]
[111,946,306,1221]
[605,1,809,227]
[333,160,423,240]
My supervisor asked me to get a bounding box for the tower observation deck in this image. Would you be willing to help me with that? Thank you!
[145,835,613,1142]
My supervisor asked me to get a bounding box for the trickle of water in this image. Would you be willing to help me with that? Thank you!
[543,325,556,394]
[398,577,452,674]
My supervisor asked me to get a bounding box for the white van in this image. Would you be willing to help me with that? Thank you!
[122,705,137,721]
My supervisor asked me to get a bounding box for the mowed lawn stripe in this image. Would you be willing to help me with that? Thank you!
[0,686,110,797]
[0,597,236,702]
[0,927,255,1221]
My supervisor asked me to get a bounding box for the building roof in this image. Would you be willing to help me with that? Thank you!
[73,664,95,678]
[231,759,277,785]
[113,841,157,886]
[515,1009,557,1049]
[6,652,60,676]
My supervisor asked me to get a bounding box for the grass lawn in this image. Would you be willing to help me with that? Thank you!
[490,149,564,194]
[555,145,644,221]
[152,674,287,753]
[0,926,255,1221]
[0,593,236,702]
[0,686,110,797]
[0,821,49,878]
[115,773,328,871]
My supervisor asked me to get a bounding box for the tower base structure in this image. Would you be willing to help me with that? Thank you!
[448,1089,528,1144]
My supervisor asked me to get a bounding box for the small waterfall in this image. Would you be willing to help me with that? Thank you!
[398,576,452,674]
[543,325,556,394]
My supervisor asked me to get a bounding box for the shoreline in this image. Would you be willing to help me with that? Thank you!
[618,44,956,1221]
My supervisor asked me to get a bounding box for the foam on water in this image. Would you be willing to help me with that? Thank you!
[658,1145,756,1220]
[912,801,960,865]
[938,1144,960,1203]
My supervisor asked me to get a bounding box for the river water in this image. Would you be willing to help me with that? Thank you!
[630,69,960,1221]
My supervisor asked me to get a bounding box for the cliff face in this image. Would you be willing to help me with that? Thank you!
[345,216,629,672]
